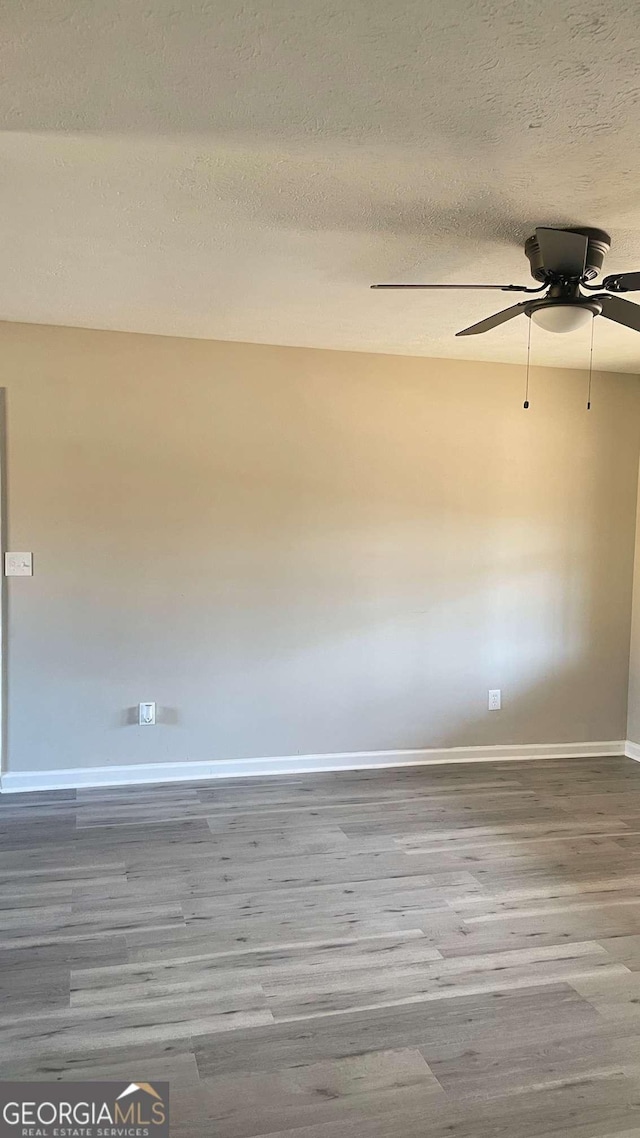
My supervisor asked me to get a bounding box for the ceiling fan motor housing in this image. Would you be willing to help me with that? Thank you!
[525,227,611,282]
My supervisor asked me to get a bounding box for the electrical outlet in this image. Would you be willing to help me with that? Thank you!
[138,702,156,726]
[488,689,501,711]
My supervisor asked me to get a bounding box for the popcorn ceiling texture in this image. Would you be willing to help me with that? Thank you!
[3,0,640,369]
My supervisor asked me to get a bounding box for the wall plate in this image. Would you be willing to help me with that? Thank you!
[138,702,156,726]
[5,552,32,576]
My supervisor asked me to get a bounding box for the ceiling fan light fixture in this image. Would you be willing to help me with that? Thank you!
[374,226,640,338]
[529,304,596,334]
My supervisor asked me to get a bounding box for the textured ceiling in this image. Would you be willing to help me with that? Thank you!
[4,0,640,369]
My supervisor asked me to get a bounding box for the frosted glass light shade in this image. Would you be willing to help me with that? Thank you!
[530,305,594,334]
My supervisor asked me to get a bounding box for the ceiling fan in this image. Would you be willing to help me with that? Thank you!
[371,227,640,336]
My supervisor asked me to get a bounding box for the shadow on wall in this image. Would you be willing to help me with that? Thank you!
[102,394,633,753]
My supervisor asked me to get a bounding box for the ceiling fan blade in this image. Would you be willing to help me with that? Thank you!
[602,271,640,293]
[599,294,640,333]
[456,302,528,337]
[371,283,532,291]
[535,228,588,278]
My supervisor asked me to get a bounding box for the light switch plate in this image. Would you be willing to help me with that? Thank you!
[5,552,32,576]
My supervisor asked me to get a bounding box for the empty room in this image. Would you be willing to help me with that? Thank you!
[4,1,640,1136]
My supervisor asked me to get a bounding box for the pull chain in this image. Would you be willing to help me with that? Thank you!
[587,316,594,410]
[523,317,532,409]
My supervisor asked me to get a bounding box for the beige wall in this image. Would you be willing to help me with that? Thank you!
[1,321,639,773]
[627,462,640,744]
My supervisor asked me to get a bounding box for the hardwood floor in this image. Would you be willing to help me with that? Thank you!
[4,757,640,1135]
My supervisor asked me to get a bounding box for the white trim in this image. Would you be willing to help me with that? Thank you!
[0,740,626,793]
[625,740,640,761]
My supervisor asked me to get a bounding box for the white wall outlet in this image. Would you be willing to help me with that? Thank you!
[5,552,32,576]
[138,702,156,726]
[488,689,501,711]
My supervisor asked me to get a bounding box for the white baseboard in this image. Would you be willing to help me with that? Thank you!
[625,740,640,761]
[0,740,626,793]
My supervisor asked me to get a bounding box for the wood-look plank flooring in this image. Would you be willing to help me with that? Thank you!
[5,758,640,1135]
